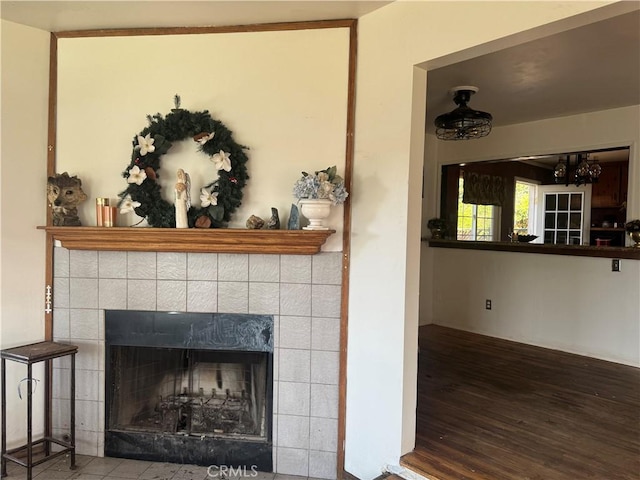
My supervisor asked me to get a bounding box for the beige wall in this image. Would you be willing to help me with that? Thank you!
[56,29,349,251]
[0,19,50,446]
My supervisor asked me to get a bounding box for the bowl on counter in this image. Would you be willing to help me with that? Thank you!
[517,235,538,243]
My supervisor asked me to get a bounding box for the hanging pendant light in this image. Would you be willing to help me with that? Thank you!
[434,86,493,140]
[553,153,602,186]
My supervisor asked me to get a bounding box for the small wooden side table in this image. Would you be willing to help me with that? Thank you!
[1,341,78,480]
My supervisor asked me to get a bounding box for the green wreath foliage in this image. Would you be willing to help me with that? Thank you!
[118,97,249,228]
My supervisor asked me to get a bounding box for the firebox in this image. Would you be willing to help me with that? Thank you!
[105,311,273,470]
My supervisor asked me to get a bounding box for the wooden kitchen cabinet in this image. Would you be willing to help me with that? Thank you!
[591,161,628,208]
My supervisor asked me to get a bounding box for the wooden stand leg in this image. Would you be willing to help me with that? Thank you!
[26,363,32,480]
[69,354,76,470]
[1,358,6,478]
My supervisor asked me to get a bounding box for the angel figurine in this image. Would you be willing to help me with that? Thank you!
[175,168,191,228]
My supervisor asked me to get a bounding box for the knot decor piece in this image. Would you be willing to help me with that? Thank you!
[118,95,249,228]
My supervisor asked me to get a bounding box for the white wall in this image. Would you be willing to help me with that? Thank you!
[433,249,640,365]
[423,105,640,366]
[55,29,349,251]
[348,1,624,478]
[0,20,50,446]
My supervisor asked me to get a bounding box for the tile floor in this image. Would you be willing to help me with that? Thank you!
[3,454,324,480]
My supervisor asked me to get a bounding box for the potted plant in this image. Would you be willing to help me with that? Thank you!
[625,219,640,247]
[293,166,348,230]
[427,218,447,239]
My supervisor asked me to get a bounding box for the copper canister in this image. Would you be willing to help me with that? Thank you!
[96,198,110,226]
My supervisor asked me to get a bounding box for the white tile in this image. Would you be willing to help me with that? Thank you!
[70,250,98,278]
[53,308,70,340]
[279,349,310,383]
[272,413,279,447]
[311,317,339,351]
[309,417,337,452]
[310,384,338,419]
[280,284,311,316]
[70,309,101,340]
[187,253,217,280]
[76,369,100,401]
[98,371,105,406]
[273,381,279,415]
[311,285,341,318]
[157,280,187,312]
[280,256,311,284]
[273,348,279,382]
[54,247,70,278]
[311,253,342,285]
[276,447,308,476]
[75,430,98,456]
[75,340,102,371]
[279,317,311,350]
[127,252,156,279]
[76,399,99,431]
[311,351,339,385]
[52,397,70,430]
[186,281,217,312]
[53,368,71,400]
[218,282,248,313]
[278,382,310,416]
[249,282,280,314]
[70,278,98,309]
[308,450,337,479]
[157,252,187,280]
[218,254,249,281]
[97,400,105,432]
[277,415,309,449]
[98,251,127,279]
[249,254,280,282]
[99,279,127,310]
[54,277,70,309]
[127,279,156,311]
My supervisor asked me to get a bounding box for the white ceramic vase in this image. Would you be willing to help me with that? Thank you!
[299,199,332,230]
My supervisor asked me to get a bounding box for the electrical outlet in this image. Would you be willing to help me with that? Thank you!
[485,299,492,310]
[612,259,621,272]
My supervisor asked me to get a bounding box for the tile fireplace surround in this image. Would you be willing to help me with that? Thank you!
[51,248,342,479]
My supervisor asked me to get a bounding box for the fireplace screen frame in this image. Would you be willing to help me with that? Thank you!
[104,310,274,470]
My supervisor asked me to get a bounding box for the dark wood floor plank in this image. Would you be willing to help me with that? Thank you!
[403,325,640,480]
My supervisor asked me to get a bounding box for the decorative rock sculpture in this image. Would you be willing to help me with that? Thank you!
[246,215,265,229]
[287,204,300,230]
[47,172,88,226]
[266,208,280,230]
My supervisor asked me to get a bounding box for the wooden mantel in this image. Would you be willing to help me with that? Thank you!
[39,226,335,254]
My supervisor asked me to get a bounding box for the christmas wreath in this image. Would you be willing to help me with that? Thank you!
[118,96,249,228]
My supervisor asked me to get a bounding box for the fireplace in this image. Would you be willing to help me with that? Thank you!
[105,310,274,470]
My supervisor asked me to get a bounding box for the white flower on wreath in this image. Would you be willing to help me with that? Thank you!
[200,188,218,207]
[119,196,141,214]
[127,165,147,185]
[196,132,215,145]
[211,150,232,172]
[136,133,155,156]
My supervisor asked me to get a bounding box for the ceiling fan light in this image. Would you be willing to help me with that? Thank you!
[435,87,493,141]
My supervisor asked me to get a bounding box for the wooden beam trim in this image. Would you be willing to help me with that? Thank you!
[337,18,357,480]
[53,19,356,39]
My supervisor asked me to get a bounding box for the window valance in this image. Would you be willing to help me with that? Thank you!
[462,171,506,206]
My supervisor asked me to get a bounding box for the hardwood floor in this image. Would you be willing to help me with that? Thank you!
[401,325,640,480]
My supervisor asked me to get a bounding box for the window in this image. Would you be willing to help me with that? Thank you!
[513,179,538,235]
[457,176,498,241]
